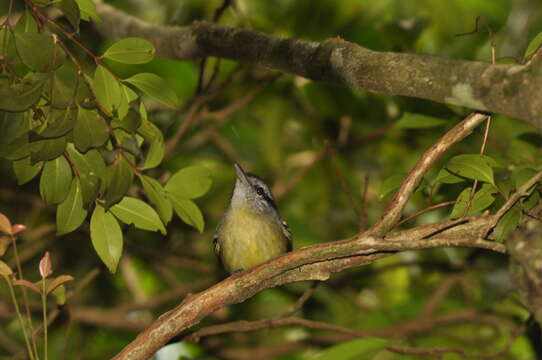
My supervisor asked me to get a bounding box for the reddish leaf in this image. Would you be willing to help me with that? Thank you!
[12,279,41,294]
[0,213,12,235]
[0,260,13,276]
[46,274,74,295]
[0,236,10,256]
[11,224,27,234]
[39,251,53,278]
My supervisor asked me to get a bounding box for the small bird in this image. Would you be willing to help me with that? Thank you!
[214,163,292,274]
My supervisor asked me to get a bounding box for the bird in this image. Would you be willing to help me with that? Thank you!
[214,163,292,274]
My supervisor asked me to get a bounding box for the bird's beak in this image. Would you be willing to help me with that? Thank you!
[234,163,249,185]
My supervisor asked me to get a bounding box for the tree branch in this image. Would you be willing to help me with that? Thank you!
[92,1,542,129]
[367,112,488,237]
[112,215,504,360]
[109,108,506,359]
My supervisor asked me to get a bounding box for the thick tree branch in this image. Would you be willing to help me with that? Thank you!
[92,1,542,129]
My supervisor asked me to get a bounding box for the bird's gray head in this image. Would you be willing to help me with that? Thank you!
[230,163,277,214]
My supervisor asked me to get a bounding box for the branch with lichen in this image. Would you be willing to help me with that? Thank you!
[92,1,542,130]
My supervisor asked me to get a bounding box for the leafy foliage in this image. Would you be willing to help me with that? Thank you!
[0,1,210,272]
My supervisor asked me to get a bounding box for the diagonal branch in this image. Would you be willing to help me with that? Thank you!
[367,112,489,237]
[92,1,542,129]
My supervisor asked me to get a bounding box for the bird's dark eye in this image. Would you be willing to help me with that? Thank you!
[255,186,264,196]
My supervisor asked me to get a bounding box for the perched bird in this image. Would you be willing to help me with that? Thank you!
[214,163,292,274]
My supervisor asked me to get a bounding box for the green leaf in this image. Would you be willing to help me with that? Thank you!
[0,29,21,64]
[73,107,109,152]
[0,75,46,112]
[0,213,12,235]
[110,196,166,234]
[450,188,471,219]
[139,101,148,122]
[0,111,31,160]
[113,128,140,156]
[0,260,13,276]
[165,165,212,199]
[117,84,138,121]
[494,207,522,242]
[90,205,123,273]
[314,338,390,360]
[103,155,134,208]
[66,144,105,207]
[1,135,31,161]
[434,167,467,184]
[14,32,65,72]
[524,32,542,60]
[58,0,80,31]
[0,112,28,144]
[50,284,67,305]
[39,156,73,204]
[138,174,173,224]
[394,112,447,129]
[123,73,179,108]
[112,108,141,134]
[30,136,67,163]
[523,190,540,211]
[15,10,38,33]
[75,0,100,21]
[450,184,496,219]
[168,193,204,232]
[39,108,77,138]
[137,118,164,169]
[12,157,43,185]
[92,65,121,114]
[445,154,495,185]
[56,178,87,235]
[48,65,89,109]
[102,37,155,64]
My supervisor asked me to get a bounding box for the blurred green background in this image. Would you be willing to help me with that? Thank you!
[1,0,541,359]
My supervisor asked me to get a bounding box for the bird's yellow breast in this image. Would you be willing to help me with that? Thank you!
[218,206,287,273]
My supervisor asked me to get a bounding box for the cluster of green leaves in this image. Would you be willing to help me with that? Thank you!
[0,1,212,272]
[381,112,541,240]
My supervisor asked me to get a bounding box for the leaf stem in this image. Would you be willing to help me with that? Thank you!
[41,279,48,360]
[4,276,35,360]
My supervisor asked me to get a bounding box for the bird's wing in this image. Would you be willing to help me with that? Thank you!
[213,217,224,257]
[281,220,293,252]
[213,233,220,257]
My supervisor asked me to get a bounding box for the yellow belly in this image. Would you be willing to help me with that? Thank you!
[218,207,287,273]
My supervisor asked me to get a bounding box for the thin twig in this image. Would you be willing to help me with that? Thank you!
[420,275,461,318]
[397,201,456,227]
[281,282,319,318]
